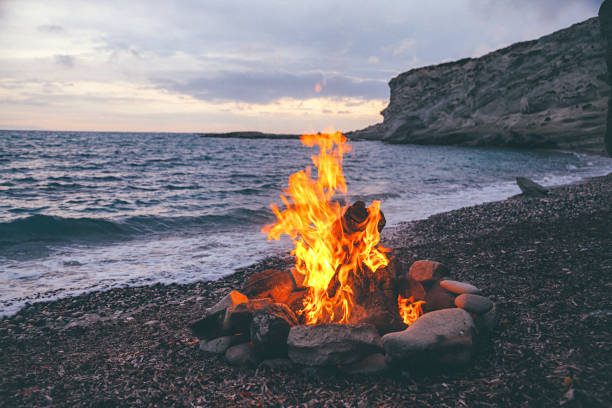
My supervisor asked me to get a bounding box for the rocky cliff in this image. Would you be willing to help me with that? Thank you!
[349,17,610,154]
[599,0,612,155]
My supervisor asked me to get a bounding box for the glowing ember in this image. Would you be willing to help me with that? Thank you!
[397,295,425,326]
[263,132,389,325]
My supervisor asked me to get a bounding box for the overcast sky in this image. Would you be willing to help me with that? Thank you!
[0,0,602,133]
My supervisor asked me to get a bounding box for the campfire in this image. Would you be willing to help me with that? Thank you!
[190,132,496,372]
[263,131,421,329]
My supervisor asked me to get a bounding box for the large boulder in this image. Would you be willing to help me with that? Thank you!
[242,269,294,303]
[287,324,383,366]
[382,308,476,368]
[250,303,298,358]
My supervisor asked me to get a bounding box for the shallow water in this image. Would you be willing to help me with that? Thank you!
[2,130,611,316]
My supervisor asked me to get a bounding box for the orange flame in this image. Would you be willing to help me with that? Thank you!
[397,295,425,326]
[263,132,389,324]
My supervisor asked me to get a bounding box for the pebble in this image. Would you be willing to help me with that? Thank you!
[440,280,481,295]
[454,294,493,314]
[199,336,235,354]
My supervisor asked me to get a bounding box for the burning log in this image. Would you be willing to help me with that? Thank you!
[325,200,388,300]
[242,269,294,303]
[322,255,404,332]
[341,200,386,234]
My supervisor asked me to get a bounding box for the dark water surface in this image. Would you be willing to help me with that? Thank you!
[2,130,611,315]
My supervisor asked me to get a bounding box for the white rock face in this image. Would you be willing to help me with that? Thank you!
[349,18,609,154]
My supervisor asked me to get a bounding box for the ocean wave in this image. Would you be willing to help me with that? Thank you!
[0,209,273,247]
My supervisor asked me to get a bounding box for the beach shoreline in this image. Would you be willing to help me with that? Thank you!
[1,173,610,406]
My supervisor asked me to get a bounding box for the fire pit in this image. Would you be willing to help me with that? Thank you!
[190,132,496,373]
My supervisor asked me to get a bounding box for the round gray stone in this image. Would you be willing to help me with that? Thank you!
[199,335,242,354]
[455,294,493,315]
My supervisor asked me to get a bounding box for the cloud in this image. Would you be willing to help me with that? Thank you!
[38,24,64,33]
[0,0,603,133]
[54,54,75,68]
[157,71,387,104]
[391,39,416,56]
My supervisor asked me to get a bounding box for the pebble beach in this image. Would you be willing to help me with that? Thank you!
[1,173,610,407]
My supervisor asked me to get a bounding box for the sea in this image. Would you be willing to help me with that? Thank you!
[2,130,612,317]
